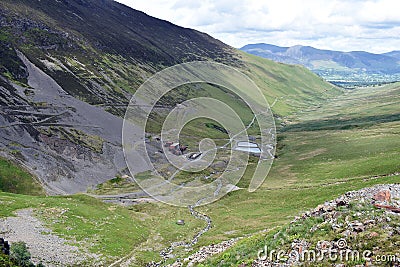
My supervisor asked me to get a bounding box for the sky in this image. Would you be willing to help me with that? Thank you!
[115,0,400,54]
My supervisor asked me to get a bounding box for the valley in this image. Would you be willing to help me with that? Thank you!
[241,43,400,88]
[0,1,399,266]
[1,81,399,266]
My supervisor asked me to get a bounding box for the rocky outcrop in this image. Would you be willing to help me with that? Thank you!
[252,184,400,267]
[176,184,400,267]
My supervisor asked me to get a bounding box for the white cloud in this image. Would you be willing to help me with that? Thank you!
[116,0,400,53]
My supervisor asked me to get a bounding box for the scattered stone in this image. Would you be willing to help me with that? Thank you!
[315,204,325,212]
[374,204,400,213]
[253,184,400,267]
[352,224,365,233]
[369,232,379,238]
[363,219,375,226]
[373,190,391,202]
[175,238,239,267]
[335,199,348,207]
[156,184,400,267]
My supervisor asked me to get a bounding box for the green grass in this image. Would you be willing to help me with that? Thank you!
[89,175,140,195]
[258,83,400,190]
[0,192,206,265]
[144,81,399,264]
[0,157,45,196]
[2,1,396,265]
[203,186,400,266]
[197,174,400,242]
[238,51,343,116]
[1,82,398,266]
[145,82,256,135]
[0,192,148,261]
[189,82,400,265]
[0,37,398,266]
[0,83,398,267]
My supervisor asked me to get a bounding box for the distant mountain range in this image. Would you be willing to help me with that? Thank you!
[241,43,400,87]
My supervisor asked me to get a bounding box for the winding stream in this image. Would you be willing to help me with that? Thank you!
[147,111,275,266]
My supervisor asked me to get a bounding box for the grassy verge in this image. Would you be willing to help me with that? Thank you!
[0,191,205,265]
[0,157,45,196]
[203,177,400,266]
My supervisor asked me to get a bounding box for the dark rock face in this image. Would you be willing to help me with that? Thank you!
[0,238,10,255]
[0,0,236,67]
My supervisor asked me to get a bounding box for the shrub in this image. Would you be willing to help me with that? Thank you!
[0,253,18,267]
[9,242,32,267]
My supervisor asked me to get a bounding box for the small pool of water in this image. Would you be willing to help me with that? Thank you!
[237,141,258,148]
[235,146,261,153]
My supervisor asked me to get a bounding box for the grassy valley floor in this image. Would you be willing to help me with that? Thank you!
[0,82,399,266]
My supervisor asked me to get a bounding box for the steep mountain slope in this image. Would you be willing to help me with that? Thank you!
[0,0,237,107]
[241,43,400,86]
[0,0,339,195]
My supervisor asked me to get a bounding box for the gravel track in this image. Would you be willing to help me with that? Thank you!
[0,209,102,267]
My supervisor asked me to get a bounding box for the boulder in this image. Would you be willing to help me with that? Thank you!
[352,222,365,233]
[374,204,400,213]
[373,190,391,202]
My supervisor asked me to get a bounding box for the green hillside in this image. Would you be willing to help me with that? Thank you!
[201,82,400,266]
[0,0,339,117]
[0,0,341,196]
[238,52,341,116]
[0,157,44,196]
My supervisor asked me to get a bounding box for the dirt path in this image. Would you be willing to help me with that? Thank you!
[0,209,101,267]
